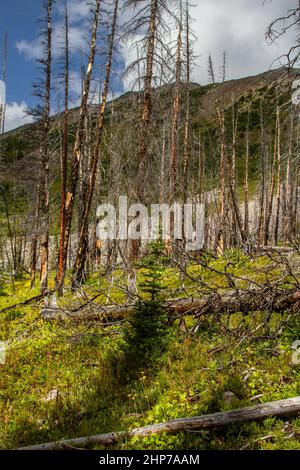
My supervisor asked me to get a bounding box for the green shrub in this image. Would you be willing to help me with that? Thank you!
[121,242,170,379]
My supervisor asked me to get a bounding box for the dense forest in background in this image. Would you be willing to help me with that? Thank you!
[1,0,300,452]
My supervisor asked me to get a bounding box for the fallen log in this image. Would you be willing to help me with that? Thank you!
[17,396,300,450]
[0,291,52,314]
[254,246,295,254]
[41,287,300,321]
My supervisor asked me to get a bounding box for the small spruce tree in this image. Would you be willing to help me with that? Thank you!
[122,241,169,378]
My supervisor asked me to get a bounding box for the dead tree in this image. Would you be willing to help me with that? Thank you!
[56,0,102,294]
[274,104,282,245]
[264,104,279,246]
[169,1,183,197]
[56,0,69,295]
[266,3,300,68]
[124,0,172,203]
[0,32,7,167]
[243,107,250,237]
[284,108,294,241]
[258,100,267,246]
[72,0,119,286]
[38,0,53,294]
[17,397,300,449]
[182,0,192,203]
[136,0,158,203]
[208,54,227,254]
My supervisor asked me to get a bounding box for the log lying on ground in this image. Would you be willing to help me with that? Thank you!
[254,246,295,254]
[41,287,300,321]
[0,292,53,314]
[18,396,300,450]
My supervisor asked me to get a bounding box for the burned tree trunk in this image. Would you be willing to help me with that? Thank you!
[170,2,183,197]
[72,0,119,286]
[39,0,52,295]
[56,0,69,296]
[137,0,158,203]
[183,0,191,203]
[57,0,101,294]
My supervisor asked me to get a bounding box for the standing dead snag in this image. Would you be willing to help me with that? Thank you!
[124,0,173,203]
[208,54,227,254]
[0,32,7,167]
[72,0,119,286]
[274,104,282,245]
[56,0,102,294]
[182,0,192,203]
[56,0,69,296]
[243,107,250,238]
[170,0,183,197]
[284,108,294,241]
[123,0,172,262]
[39,0,53,295]
[264,102,278,246]
[136,0,158,204]
[258,100,267,246]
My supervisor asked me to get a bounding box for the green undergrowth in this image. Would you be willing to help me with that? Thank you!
[0,252,300,450]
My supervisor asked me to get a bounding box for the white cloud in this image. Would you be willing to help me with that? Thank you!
[4,102,34,132]
[68,25,87,51]
[70,70,82,97]
[16,23,87,62]
[190,0,296,84]
[16,0,89,61]
[15,0,299,101]
[57,0,90,24]
[121,34,145,92]
[120,0,297,90]
[16,39,43,61]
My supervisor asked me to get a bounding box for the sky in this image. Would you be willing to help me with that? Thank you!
[0,0,297,132]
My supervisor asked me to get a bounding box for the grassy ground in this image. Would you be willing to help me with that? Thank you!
[0,251,300,450]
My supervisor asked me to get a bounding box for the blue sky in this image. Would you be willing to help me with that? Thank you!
[0,0,126,130]
[0,0,297,131]
[1,1,42,105]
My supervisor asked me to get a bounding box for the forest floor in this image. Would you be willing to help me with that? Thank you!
[0,250,300,450]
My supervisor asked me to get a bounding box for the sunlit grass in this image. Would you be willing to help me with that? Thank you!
[0,252,299,449]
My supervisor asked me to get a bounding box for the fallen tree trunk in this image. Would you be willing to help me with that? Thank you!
[254,246,295,254]
[41,287,300,321]
[18,396,300,450]
[0,291,53,314]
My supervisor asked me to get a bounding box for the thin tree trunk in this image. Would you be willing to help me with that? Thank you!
[59,0,101,293]
[159,124,166,204]
[183,0,191,203]
[264,105,278,246]
[258,101,266,246]
[274,105,281,245]
[137,0,158,203]
[230,99,238,245]
[56,0,69,296]
[284,108,294,242]
[0,32,7,167]
[219,111,226,254]
[244,108,250,237]
[170,3,182,197]
[30,189,39,289]
[39,0,52,294]
[72,0,119,286]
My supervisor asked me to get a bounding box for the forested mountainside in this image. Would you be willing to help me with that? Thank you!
[0,67,298,267]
